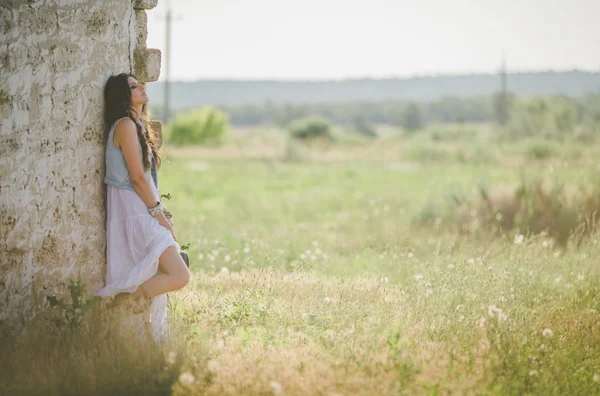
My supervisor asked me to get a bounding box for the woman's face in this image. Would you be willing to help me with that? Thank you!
[128,76,149,106]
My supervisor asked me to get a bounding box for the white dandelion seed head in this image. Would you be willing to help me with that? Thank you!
[593,373,600,383]
[529,370,539,377]
[514,234,524,245]
[408,252,414,258]
[468,258,475,264]
[477,316,487,327]
[216,339,225,351]
[310,255,316,261]
[324,296,331,304]
[539,343,548,352]
[542,328,553,338]
[167,351,176,365]
[554,276,562,284]
[577,273,584,281]
[384,296,392,303]
[207,359,219,374]
[179,372,195,386]
[224,255,231,262]
[220,267,229,275]
[382,276,389,283]
[243,247,250,253]
[414,273,424,281]
[269,381,283,394]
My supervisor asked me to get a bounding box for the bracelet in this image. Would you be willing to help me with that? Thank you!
[148,201,165,217]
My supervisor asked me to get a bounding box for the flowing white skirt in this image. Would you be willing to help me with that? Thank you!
[96,183,178,342]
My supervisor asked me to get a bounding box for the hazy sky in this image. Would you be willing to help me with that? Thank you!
[146,0,600,81]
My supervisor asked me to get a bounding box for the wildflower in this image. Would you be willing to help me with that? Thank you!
[207,359,219,374]
[488,305,508,322]
[529,370,539,377]
[324,297,331,304]
[216,339,225,351]
[167,351,177,365]
[468,258,475,264]
[414,274,424,281]
[514,234,524,245]
[224,255,231,262]
[542,328,553,338]
[382,276,389,283]
[179,372,195,386]
[554,276,562,284]
[269,381,283,394]
[384,296,392,303]
[220,267,229,275]
[243,247,250,253]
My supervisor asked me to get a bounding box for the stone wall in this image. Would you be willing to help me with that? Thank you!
[0,0,161,334]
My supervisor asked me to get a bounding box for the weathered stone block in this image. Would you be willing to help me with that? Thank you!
[134,48,161,82]
[135,10,148,49]
[148,120,162,149]
[134,0,159,10]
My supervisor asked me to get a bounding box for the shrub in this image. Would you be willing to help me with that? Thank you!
[525,140,558,160]
[287,117,334,142]
[168,106,229,145]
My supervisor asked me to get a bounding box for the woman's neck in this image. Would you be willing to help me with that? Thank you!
[131,105,143,122]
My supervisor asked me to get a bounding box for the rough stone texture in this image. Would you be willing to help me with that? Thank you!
[134,48,162,82]
[149,120,163,149]
[0,0,161,334]
[134,0,159,10]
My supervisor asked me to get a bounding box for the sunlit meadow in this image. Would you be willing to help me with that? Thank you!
[2,126,600,395]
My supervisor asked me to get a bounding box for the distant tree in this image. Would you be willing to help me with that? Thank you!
[352,115,377,137]
[287,117,334,142]
[401,102,424,131]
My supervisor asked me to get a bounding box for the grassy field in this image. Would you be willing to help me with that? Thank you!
[3,126,600,395]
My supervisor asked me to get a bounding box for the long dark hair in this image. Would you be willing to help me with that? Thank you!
[103,73,160,171]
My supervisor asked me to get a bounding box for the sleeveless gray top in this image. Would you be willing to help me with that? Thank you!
[104,117,154,192]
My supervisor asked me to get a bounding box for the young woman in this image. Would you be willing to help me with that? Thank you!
[96,73,190,340]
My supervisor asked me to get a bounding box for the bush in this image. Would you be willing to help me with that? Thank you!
[525,140,558,160]
[168,106,229,145]
[287,117,334,142]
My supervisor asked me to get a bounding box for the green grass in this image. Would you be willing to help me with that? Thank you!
[3,128,600,395]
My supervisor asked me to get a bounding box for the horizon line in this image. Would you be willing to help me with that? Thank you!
[154,67,600,84]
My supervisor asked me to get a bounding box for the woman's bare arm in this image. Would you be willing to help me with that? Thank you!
[114,118,158,208]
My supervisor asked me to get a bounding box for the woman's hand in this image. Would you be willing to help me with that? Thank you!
[155,213,177,242]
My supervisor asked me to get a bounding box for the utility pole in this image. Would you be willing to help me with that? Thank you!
[163,3,172,123]
[499,55,508,126]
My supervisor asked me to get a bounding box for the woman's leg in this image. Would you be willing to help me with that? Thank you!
[140,246,191,298]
